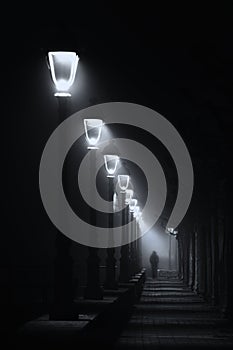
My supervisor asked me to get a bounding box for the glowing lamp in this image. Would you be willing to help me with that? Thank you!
[48,51,79,97]
[125,189,134,205]
[133,206,140,218]
[167,227,174,233]
[84,119,103,149]
[117,175,130,193]
[129,198,137,212]
[167,227,178,236]
[104,155,119,178]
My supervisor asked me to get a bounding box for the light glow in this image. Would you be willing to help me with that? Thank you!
[104,154,119,177]
[129,198,137,212]
[118,175,130,193]
[84,119,103,149]
[167,227,174,233]
[125,189,133,204]
[54,92,71,97]
[141,228,179,271]
[48,51,79,96]
[133,205,141,219]
[167,227,178,236]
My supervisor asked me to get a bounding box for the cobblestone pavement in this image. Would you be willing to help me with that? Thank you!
[114,279,233,349]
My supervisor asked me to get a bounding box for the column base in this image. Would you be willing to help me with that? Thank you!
[104,280,118,290]
[49,303,78,320]
[84,286,104,300]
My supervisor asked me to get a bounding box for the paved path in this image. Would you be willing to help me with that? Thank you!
[113,278,233,348]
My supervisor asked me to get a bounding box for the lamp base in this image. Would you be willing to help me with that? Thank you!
[54,92,71,97]
[88,146,99,150]
[107,175,115,178]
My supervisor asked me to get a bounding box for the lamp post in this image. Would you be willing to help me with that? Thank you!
[118,175,131,283]
[47,51,79,320]
[125,190,135,276]
[168,228,173,271]
[128,198,138,276]
[125,189,133,206]
[134,206,142,272]
[174,230,179,272]
[103,155,119,290]
[167,228,178,271]
[84,118,104,299]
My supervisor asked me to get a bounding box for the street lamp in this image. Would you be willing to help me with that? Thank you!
[119,179,132,283]
[125,189,133,205]
[167,227,178,236]
[47,51,79,320]
[84,119,104,149]
[133,206,142,272]
[48,51,79,97]
[126,189,135,276]
[104,155,119,177]
[167,227,174,234]
[127,199,139,276]
[83,118,104,299]
[167,228,178,271]
[102,153,119,290]
[133,206,141,219]
[129,198,138,212]
[118,175,130,193]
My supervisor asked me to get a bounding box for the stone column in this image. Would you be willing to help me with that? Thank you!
[210,214,218,305]
[188,231,193,288]
[194,229,199,293]
[177,233,183,281]
[217,179,228,316]
[205,222,212,301]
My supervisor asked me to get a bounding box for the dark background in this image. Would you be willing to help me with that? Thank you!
[3,1,233,329]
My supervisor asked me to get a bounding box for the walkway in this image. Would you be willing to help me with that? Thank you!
[113,278,233,348]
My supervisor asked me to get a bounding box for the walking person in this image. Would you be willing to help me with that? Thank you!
[149,250,159,279]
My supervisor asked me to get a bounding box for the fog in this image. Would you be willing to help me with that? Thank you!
[141,227,178,277]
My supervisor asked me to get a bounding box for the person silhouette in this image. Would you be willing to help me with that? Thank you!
[149,250,159,279]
